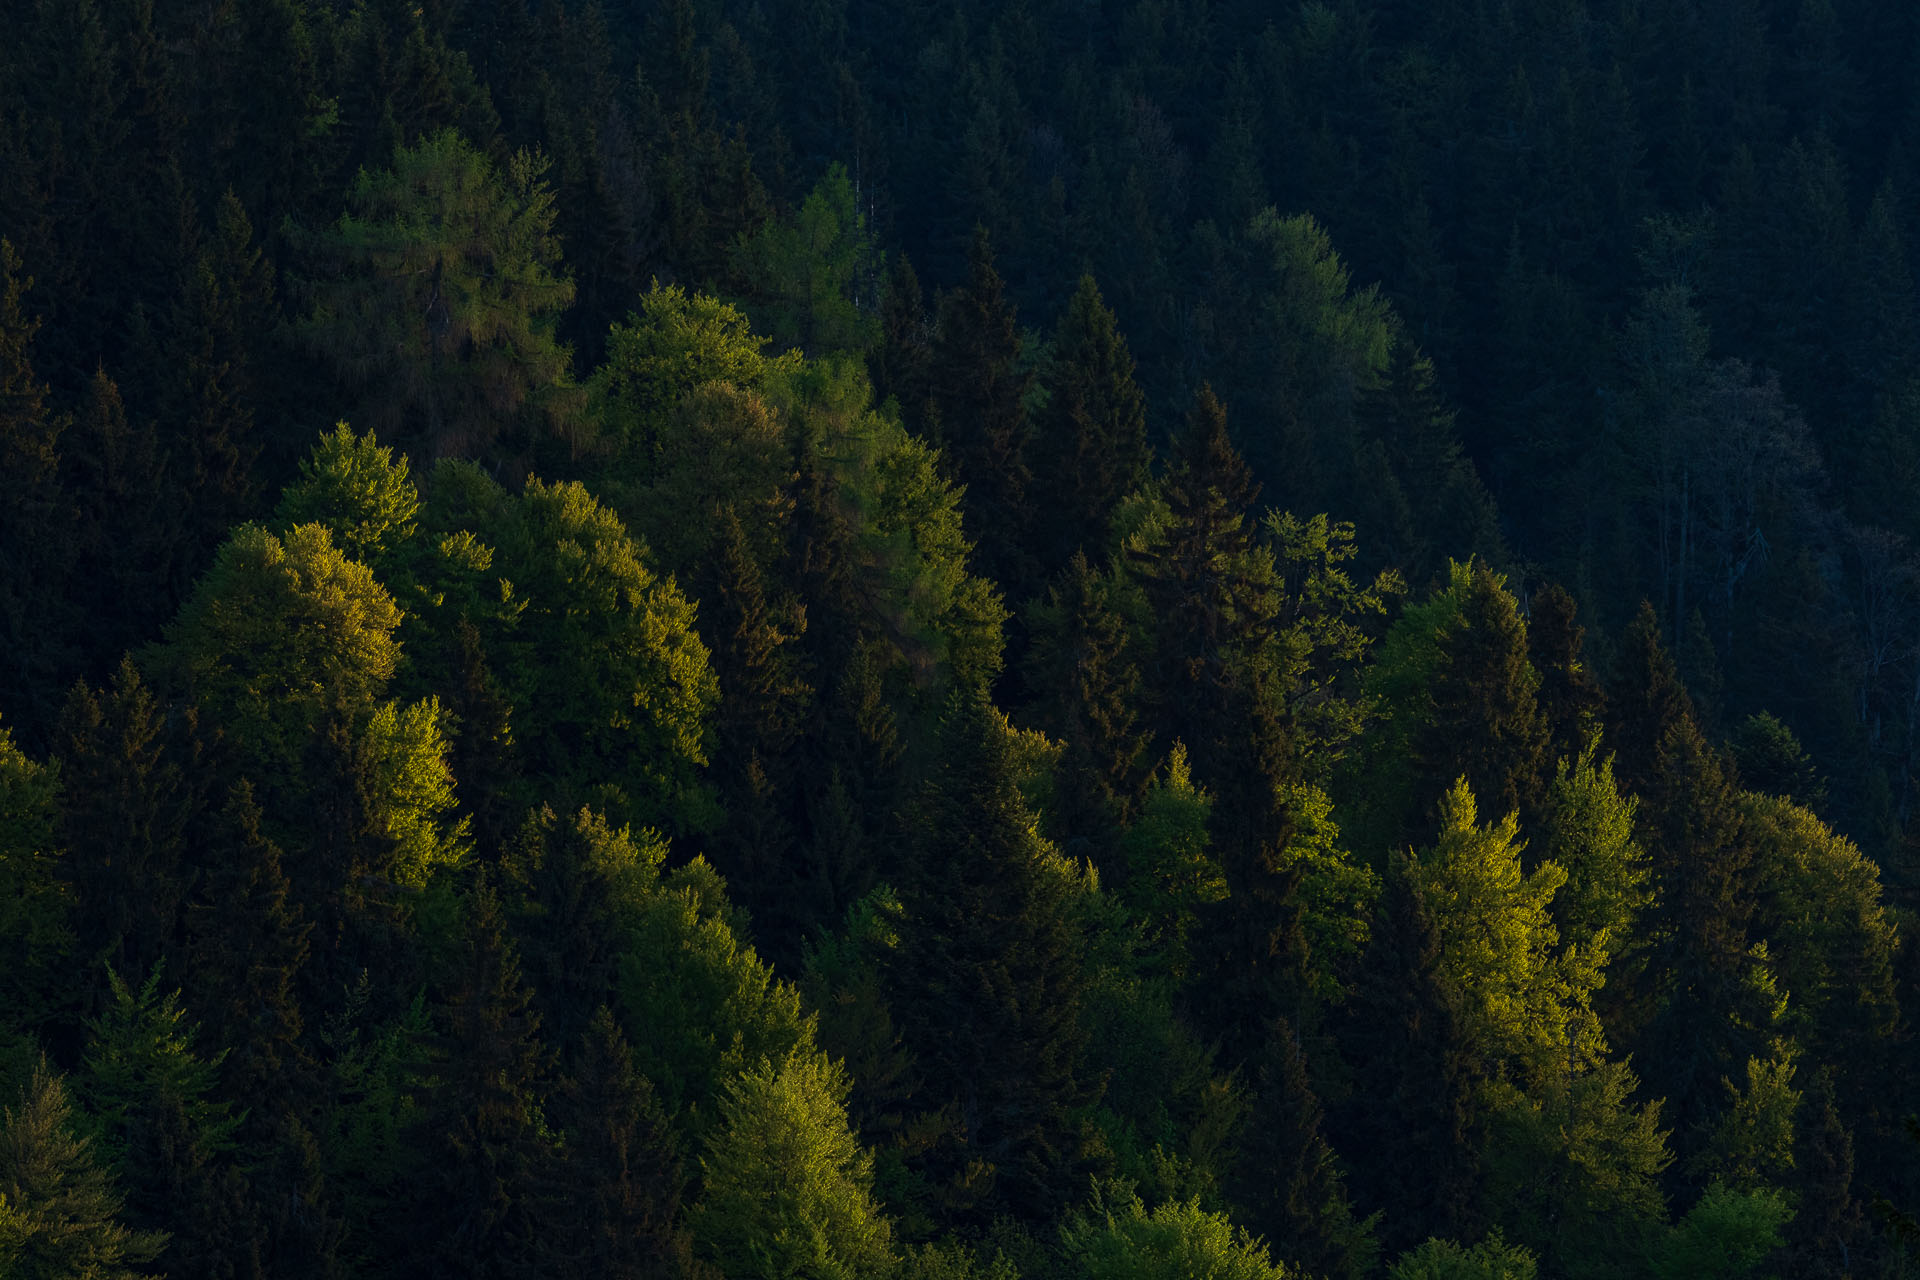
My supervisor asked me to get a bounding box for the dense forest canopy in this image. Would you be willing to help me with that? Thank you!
[1,0,1918,1276]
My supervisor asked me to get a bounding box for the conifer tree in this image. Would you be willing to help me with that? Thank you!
[63,370,177,665]
[533,1008,696,1279]
[1334,858,1482,1255]
[1606,601,1694,799]
[1414,563,1549,828]
[1022,552,1151,862]
[0,722,70,1050]
[1031,274,1151,569]
[75,967,245,1277]
[52,659,200,1014]
[873,252,933,432]
[1527,583,1606,768]
[0,1065,167,1280]
[885,697,1098,1225]
[0,240,74,743]
[1638,713,1769,1155]
[417,876,551,1277]
[183,780,311,1123]
[1233,1019,1375,1279]
[927,226,1033,594]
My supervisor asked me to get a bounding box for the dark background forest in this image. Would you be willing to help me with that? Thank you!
[1,0,1918,1276]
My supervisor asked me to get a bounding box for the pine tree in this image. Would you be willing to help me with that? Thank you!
[0,722,71,1049]
[884,697,1098,1226]
[1030,274,1150,570]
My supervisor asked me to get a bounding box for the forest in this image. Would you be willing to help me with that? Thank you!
[0,0,1917,1276]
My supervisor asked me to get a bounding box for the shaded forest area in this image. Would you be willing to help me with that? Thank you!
[1,0,1918,1276]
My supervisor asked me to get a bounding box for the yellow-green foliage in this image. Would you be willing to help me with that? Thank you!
[357,698,469,886]
[1061,1181,1296,1280]
[691,1050,895,1280]
[1742,792,1900,1048]
[273,423,420,567]
[1388,1230,1537,1280]
[151,523,402,764]
[620,855,815,1121]
[1412,779,1575,1069]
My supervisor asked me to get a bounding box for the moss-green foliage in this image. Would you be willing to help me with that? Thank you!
[291,129,580,457]
[0,1066,167,1280]
[619,855,814,1123]
[732,163,882,356]
[1651,1183,1793,1280]
[691,1051,896,1280]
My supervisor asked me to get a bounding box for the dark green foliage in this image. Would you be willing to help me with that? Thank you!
[927,227,1034,596]
[1031,275,1151,569]
[533,1008,696,1280]
[1414,562,1549,827]
[885,697,1099,1226]
[0,241,74,743]
[51,659,200,1015]
[1231,1019,1375,1279]
[1527,583,1605,769]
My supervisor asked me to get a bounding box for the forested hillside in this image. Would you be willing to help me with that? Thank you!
[0,1,1917,1276]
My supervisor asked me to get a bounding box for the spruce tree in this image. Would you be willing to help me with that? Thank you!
[0,240,74,744]
[417,876,551,1277]
[873,252,933,433]
[1022,552,1151,864]
[531,1008,696,1280]
[1528,582,1606,768]
[51,659,200,1015]
[1234,1018,1375,1279]
[1606,601,1694,799]
[0,1065,167,1280]
[1031,274,1150,569]
[884,697,1098,1226]
[1414,562,1550,828]
[1333,858,1482,1255]
[927,226,1033,595]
